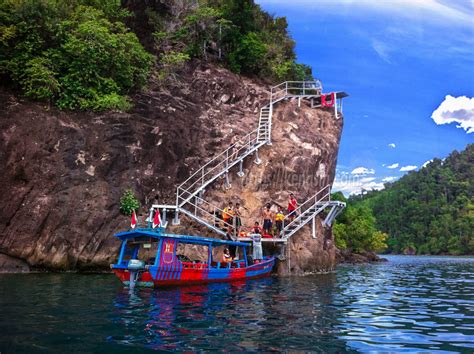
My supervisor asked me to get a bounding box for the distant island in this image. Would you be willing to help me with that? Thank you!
[334,144,473,256]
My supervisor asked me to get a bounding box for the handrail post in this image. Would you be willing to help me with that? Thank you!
[226,149,229,170]
[285,81,288,96]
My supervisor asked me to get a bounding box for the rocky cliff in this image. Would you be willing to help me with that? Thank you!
[0,61,343,273]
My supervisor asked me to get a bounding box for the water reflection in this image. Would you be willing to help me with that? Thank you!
[335,256,474,353]
[108,276,350,352]
[0,256,473,352]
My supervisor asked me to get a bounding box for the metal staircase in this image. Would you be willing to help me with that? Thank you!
[151,81,347,242]
[280,185,346,241]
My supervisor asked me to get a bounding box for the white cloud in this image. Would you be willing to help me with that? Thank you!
[333,177,385,196]
[387,163,399,169]
[422,159,433,168]
[431,95,474,133]
[351,167,375,175]
[362,181,385,191]
[360,177,376,183]
[388,143,396,148]
[372,39,392,63]
[382,176,397,182]
[400,165,418,171]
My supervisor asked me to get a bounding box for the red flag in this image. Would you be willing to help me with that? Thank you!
[153,209,161,228]
[131,210,137,229]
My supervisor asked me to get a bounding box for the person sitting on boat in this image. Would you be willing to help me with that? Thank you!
[221,248,233,264]
[252,221,262,234]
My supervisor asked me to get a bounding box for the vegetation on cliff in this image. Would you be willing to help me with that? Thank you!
[350,144,474,255]
[0,0,312,111]
[0,0,153,111]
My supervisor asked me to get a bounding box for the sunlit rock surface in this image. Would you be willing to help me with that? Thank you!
[0,61,342,273]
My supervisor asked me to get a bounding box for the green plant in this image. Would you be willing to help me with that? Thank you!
[0,1,153,111]
[21,57,59,101]
[228,32,266,74]
[158,50,190,81]
[119,189,140,216]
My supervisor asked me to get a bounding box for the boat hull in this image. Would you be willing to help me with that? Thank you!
[112,258,275,288]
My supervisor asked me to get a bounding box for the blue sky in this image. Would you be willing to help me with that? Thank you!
[257,0,474,195]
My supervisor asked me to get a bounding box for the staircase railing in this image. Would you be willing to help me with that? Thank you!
[177,124,267,209]
[173,81,339,241]
[179,196,235,236]
[281,184,332,240]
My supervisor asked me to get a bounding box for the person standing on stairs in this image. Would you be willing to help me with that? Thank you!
[262,205,274,236]
[275,206,285,237]
[288,193,298,221]
[234,202,242,234]
[222,202,234,227]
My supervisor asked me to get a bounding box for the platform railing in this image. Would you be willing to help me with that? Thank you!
[270,80,323,104]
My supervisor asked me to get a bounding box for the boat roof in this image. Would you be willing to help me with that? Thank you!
[114,228,249,247]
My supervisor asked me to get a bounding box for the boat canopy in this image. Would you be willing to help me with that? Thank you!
[114,228,250,248]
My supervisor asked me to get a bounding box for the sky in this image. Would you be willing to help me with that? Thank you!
[257,0,474,195]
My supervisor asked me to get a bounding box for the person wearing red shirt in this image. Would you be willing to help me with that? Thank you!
[287,193,298,221]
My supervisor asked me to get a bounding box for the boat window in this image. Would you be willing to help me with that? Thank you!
[135,241,159,265]
[176,243,208,267]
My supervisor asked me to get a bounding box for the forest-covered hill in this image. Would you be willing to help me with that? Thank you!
[349,144,473,255]
[0,0,312,111]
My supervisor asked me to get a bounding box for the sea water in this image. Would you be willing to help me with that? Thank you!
[1,255,473,353]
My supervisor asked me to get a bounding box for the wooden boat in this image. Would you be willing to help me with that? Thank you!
[111,228,275,288]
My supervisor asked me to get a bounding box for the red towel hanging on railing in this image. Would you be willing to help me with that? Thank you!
[321,92,335,107]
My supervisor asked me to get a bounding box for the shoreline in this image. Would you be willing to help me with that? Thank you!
[3,254,474,274]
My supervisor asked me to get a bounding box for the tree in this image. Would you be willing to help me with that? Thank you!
[350,144,474,255]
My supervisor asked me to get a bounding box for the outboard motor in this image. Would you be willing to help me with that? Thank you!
[127,259,145,289]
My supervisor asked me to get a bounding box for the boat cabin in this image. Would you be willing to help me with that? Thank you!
[112,229,255,271]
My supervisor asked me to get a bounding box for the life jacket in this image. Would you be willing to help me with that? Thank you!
[275,212,284,221]
[321,92,335,107]
[222,207,233,220]
[222,254,232,263]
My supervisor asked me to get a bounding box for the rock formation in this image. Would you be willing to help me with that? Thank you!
[197,100,342,275]
[0,61,343,273]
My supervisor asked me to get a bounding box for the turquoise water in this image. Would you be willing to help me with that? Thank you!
[1,256,473,353]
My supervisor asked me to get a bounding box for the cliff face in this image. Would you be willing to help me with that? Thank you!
[199,101,342,275]
[0,61,342,272]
